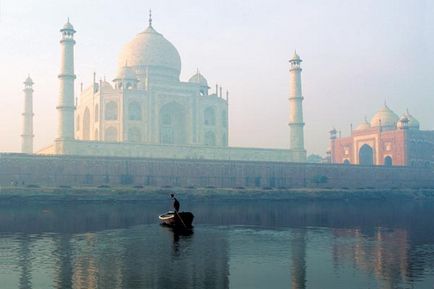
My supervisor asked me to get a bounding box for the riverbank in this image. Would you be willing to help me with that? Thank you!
[1,185,434,202]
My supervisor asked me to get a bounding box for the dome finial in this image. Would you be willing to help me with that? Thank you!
[149,9,153,27]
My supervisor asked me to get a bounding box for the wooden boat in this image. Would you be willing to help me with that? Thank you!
[159,211,194,228]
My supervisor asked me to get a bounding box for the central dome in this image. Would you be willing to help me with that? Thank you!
[118,24,181,80]
[370,105,399,129]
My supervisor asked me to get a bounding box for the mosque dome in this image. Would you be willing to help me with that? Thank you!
[188,71,208,87]
[404,110,420,129]
[355,118,371,130]
[370,105,399,129]
[117,22,181,81]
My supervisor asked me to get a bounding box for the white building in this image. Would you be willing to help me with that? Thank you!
[38,15,306,162]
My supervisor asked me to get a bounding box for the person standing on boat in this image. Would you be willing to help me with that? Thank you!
[171,193,180,212]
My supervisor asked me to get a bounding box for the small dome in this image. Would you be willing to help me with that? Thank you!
[24,75,33,85]
[404,110,420,129]
[118,24,181,80]
[188,71,208,87]
[356,118,371,130]
[397,116,409,129]
[61,19,75,32]
[114,65,137,81]
[291,51,301,62]
[370,105,399,129]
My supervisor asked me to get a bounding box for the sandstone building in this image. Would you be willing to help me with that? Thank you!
[329,105,434,167]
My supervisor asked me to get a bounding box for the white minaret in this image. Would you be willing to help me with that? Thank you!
[57,19,76,140]
[21,76,34,153]
[289,51,306,162]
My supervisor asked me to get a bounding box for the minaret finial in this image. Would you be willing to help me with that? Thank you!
[149,9,152,27]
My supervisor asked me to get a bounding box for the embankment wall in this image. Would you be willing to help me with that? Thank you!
[0,153,433,189]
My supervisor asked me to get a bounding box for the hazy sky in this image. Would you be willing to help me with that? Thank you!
[0,0,433,155]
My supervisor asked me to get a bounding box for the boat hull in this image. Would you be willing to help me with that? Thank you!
[159,211,194,228]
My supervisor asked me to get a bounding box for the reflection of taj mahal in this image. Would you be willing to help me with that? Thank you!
[25,14,306,162]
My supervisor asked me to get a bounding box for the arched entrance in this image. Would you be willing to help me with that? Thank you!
[159,102,187,145]
[359,144,374,166]
[343,159,351,165]
[384,156,392,167]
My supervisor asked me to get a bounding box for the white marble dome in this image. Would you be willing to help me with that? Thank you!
[118,25,181,79]
[370,105,399,129]
[188,71,208,87]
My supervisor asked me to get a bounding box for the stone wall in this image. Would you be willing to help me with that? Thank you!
[43,139,295,162]
[1,153,433,189]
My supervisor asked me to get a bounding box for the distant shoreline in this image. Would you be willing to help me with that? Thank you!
[1,186,434,202]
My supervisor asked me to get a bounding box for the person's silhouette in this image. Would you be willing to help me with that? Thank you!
[170,193,180,212]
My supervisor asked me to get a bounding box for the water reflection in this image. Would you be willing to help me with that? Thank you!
[0,200,433,288]
[290,230,306,289]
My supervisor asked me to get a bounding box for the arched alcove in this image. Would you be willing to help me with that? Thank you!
[359,144,374,166]
[384,156,392,167]
[159,102,186,145]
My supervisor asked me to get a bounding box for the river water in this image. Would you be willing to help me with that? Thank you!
[0,199,433,289]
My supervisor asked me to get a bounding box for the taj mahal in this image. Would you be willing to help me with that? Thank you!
[20,15,307,162]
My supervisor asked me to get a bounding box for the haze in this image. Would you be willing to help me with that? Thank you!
[1,0,433,155]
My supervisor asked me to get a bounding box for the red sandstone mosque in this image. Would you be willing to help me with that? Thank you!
[329,105,434,168]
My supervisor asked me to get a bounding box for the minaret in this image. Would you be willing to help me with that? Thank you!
[289,51,306,162]
[21,76,34,153]
[57,19,76,140]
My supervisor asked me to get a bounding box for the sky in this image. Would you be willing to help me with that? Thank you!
[0,0,433,155]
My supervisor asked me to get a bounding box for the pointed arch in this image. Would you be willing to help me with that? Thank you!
[384,156,392,167]
[359,144,374,166]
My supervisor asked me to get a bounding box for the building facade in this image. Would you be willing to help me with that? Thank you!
[75,17,228,147]
[329,105,434,167]
[35,16,306,162]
